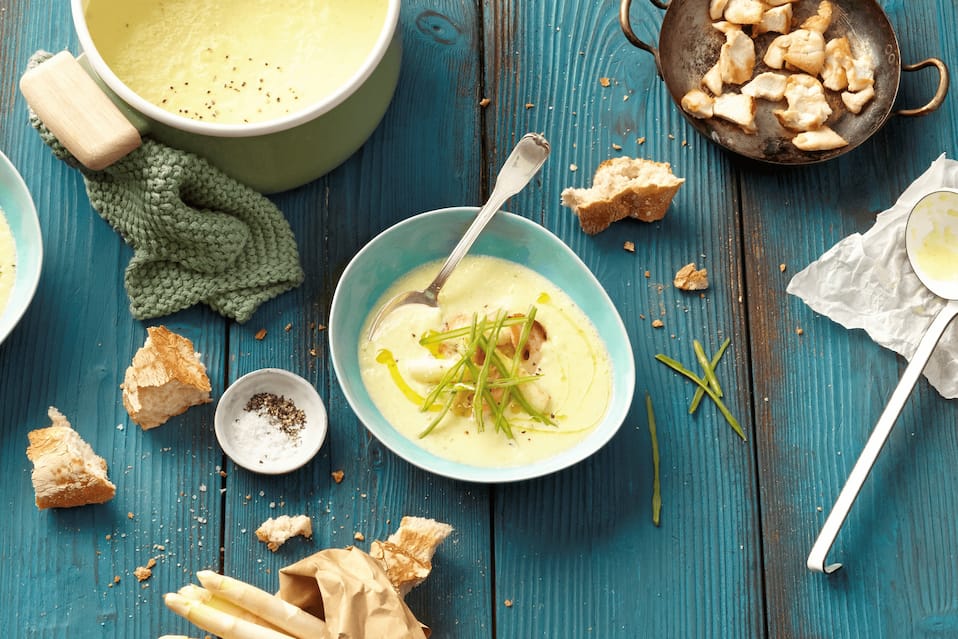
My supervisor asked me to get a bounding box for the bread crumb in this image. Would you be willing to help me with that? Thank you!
[134,558,156,582]
[639,313,646,320]
[673,263,709,291]
[612,143,622,151]
[479,97,491,107]
[256,514,313,552]
[637,137,646,144]
[284,323,292,332]
[354,532,365,542]
[599,77,611,87]
[623,241,635,253]
[644,270,651,278]
[652,319,665,328]
[524,102,535,109]
[796,327,804,335]
[569,163,578,172]
[255,328,267,340]
[331,469,345,483]
[113,575,121,584]
[504,599,514,607]
[127,512,135,520]
[309,348,318,357]
[779,263,787,272]
[668,134,675,140]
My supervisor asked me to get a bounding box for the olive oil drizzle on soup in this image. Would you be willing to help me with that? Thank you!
[84,0,388,124]
[359,255,613,468]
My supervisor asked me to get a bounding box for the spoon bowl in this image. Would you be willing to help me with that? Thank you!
[809,189,958,574]
[366,132,550,339]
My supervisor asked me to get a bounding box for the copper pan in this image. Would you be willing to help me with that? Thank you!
[619,0,949,164]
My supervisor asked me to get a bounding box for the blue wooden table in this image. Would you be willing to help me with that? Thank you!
[2,1,957,637]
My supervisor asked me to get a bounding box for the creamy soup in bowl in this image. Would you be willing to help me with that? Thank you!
[360,255,614,467]
[328,207,636,483]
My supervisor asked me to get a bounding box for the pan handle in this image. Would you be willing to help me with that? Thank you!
[619,0,670,62]
[895,58,950,117]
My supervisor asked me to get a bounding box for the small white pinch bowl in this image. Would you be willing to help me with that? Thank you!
[214,368,327,475]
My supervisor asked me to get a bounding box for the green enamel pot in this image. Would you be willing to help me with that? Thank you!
[23,0,401,193]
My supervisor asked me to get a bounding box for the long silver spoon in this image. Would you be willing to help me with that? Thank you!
[808,188,958,574]
[366,132,551,339]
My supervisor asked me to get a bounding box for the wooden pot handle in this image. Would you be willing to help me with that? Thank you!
[19,51,141,171]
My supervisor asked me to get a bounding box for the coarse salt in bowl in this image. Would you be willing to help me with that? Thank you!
[214,368,327,474]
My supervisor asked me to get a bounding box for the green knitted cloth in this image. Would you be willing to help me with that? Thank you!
[27,54,304,323]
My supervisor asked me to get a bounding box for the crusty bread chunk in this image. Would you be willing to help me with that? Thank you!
[560,157,684,235]
[256,514,313,552]
[370,516,454,596]
[121,326,212,429]
[673,263,710,291]
[26,407,116,509]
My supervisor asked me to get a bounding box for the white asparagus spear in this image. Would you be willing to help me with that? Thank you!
[164,592,296,639]
[196,570,327,639]
[178,584,285,633]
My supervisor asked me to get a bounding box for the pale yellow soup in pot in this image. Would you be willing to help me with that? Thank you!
[0,207,15,315]
[359,255,613,468]
[84,0,388,124]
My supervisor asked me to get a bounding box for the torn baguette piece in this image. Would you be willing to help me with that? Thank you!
[256,514,313,552]
[121,326,212,430]
[723,0,766,24]
[369,516,454,597]
[782,29,826,76]
[560,157,684,235]
[26,407,116,509]
[752,4,793,37]
[719,29,756,85]
[841,85,875,114]
[774,74,832,132]
[800,0,834,34]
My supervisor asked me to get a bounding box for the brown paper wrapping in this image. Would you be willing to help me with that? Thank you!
[278,547,430,639]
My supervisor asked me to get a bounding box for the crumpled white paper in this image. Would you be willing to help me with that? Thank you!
[787,154,958,400]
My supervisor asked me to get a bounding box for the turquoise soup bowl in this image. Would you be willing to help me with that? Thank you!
[0,151,43,346]
[329,207,636,483]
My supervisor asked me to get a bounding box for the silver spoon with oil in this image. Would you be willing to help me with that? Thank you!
[808,188,958,574]
[366,132,550,340]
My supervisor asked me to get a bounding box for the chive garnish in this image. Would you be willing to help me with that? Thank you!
[655,353,746,441]
[689,337,731,413]
[646,393,662,527]
[413,307,553,439]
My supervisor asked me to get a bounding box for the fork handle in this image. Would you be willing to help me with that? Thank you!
[424,133,551,300]
[807,298,958,574]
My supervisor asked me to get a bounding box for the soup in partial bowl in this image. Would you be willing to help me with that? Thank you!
[328,207,635,483]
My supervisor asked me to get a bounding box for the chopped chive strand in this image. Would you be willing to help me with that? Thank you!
[655,354,746,441]
[418,316,527,345]
[418,390,458,438]
[693,339,723,398]
[646,393,661,527]
[689,338,731,414]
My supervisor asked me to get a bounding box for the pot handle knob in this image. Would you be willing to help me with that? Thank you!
[895,58,950,118]
[619,0,669,67]
[19,51,141,171]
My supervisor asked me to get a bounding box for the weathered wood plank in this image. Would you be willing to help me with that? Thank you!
[0,3,225,638]
[220,2,492,637]
[746,1,958,637]
[485,1,763,637]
